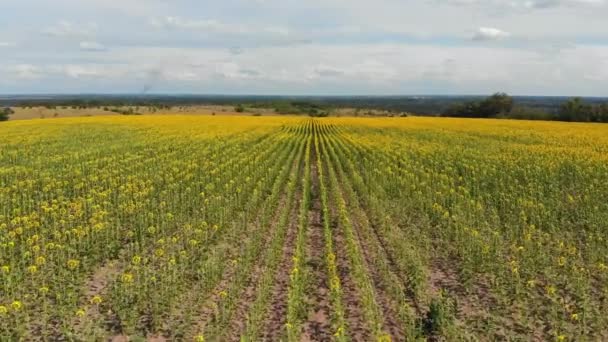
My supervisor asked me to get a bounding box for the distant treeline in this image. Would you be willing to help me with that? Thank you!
[2,94,608,123]
[247,101,331,116]
[442,93,608,123]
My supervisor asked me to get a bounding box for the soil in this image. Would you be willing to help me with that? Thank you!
[224,170,297,340]
[301,149,332,341]
[350,210,407,340]
[260,194,301,341]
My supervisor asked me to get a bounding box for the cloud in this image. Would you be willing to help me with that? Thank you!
[229,46,245,55]
[149,16,307,47]
[42,21,97,38]
[64,65,103,78]
[434,0,605,8]
[2,0,608,95]
[311,65,346,78]
[80,41,106,51]
[0,42,16,47]
[215,62,264,80]
[8,64,44,80]
[523,0,605,8]
[2,42,608,95]
[472,27,511,41]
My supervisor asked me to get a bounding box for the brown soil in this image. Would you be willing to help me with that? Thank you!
[85,260,122,299]
[331,217,372,341]
[344,190,406,340]
[301,152,332,341]
[70,260,123,338]
[223,186,294,340]
[261,185,302,341]
[8,105,280,121]
[188,243,242,335]
[367,215,425,316]
[427,260,499,337]
[111,335,129,342]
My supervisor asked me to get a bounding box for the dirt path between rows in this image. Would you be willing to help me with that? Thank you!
[261,181,303,341]
[348,203,406,340]
[330,142,405,340]
[224,160,301,341]
[301,142,332,341]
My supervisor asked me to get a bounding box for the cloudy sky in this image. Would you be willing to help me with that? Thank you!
[1,0,607,95]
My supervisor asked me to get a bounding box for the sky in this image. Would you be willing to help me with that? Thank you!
[1,0,607,96]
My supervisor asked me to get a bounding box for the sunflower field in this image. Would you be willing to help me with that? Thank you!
[1,115,607,341]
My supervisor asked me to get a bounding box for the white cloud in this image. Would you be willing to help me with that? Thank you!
[150,16,290,36]
[64,65,103,78]
[2,0,608,95]
[2,43,608,95]
[42,21,97,38]
[80,41,106,51]
[472,27,512,41]
[434,0,605,8]
[8,64,43,80]
[523,0,605,9]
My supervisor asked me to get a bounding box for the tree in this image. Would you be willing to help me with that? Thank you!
[590,103,608,123]
[441,102,480,118]
[558,98,592,122]
[235,104,245,113]
[442,93,514,118]
[600,104,608,123]
[478,93,513,118]
[0,107,14,122]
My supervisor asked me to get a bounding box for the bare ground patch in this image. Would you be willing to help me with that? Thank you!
[261,191,302,341]
[301,156,332,341]
[331,218,372,341]
[346,199,407,340]
[223,192,293,341]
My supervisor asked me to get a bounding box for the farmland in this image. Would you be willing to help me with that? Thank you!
[1,115,608,341]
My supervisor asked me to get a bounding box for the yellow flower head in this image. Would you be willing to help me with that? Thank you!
[35,256,46,266]
[330,276,341,291]
[27,265,38,274]
[121,273,134,284]
[67,259,80,270]
[11,301,22,311]
[1,265,9,274]
[76,309,86,317]
[91,295,102,305]
[377,333,392,342]
[0,306,8,315]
